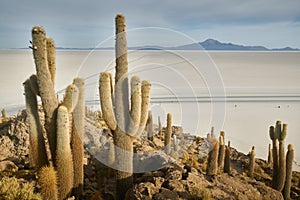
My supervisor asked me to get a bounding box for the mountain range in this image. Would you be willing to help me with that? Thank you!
[51,39,299,51]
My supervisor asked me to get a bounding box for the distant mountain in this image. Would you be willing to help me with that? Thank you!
[16,39,299,51]
[175,39,299,51]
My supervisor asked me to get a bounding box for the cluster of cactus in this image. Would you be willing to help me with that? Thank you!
[269,120,294,198]
[24,26,85,200]
[99,14,151,200]
[205,129,231,175]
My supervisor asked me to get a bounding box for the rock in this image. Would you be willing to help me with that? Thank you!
[125,182,159,200]
[165,170,182,181]
[153,188,179,200]
[0,160,18,172]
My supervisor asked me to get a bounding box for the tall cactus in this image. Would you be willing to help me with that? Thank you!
[248,146,255,178]
[158,116,162,138]
[165,113,172,155]
[23,79,48,169]
[32,26,59,163]
[283,144,294,200]
[72,77,85,197]
[147,110,153,141]
[224,141,231,173]
[218,131,225,169]
[1,108,6,118]
[56,105,74,200]
[276,122,287,192]
[206,133,219,175]
[38,166,58,200]
[269,125,279,188]
[99,14,151,200]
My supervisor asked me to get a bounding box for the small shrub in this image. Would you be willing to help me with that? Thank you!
[0,176,41,200]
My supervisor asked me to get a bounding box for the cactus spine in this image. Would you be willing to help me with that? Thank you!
[248,146,255,178]
[165,113,172,155]
[23,79,48,169]
[32,26,59,163]
[147,110,153,141]
[56,105,74,200]
[224,141,231,173]
[218,131,225,169]
[206,133,219,175]
[276,121,287,192]
[72,78,85,197]
[38,166,58,200]
[283,144,294,200]
[269,125,279,188]
[99,14,151,200]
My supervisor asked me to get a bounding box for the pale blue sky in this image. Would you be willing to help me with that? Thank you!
[0,0,300,49]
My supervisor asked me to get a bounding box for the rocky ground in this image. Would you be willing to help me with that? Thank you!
[0,109,300,199]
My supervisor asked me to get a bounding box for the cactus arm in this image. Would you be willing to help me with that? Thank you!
[127,76,141,136]
[61,84,79,113]
[23,79,49,168]
[136,80,151,137]
[32,26,58,162]
[46,38,56,85]
[99,72,117,131]
[248,146,255,178]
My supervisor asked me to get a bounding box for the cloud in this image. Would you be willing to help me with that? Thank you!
[0,0,299,48]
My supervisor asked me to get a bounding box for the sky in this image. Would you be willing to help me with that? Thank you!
[0,0,300,49]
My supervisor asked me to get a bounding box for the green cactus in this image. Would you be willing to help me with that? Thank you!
[32,26,59,163]
[248,146,255,178]
[267,143,273,165]
[276,121,287,192]
[269,125,279,188]
[218,131,225,170]
[98,14,151,200]
[165,113,172,155]
[283,144,294,200]
[23,78,49,169]
[71,77,85,197]
[206,133,219,175]
[147,110,153,141]
[38,166,58,200]
[224,141,231,173]
[56,105,74,200]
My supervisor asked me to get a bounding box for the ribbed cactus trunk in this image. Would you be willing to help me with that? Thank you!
[276,122,287,192]
[72,78,85,197]
[165,113,172,155]
[248,146,255,178]
[218,131,225,170]
[224,141,231,173]
[283,144,294,200]
[24,79,48,169]
[147,110,153,141]
[206,133,219,175]
[38,166,58,200]
[99,14,151,200]
[56,106,74,200]
[1,108,6,118]
[158,116,162,138]
[270,125,279,188]
[268,143,273,165]
[32,26,58,163]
